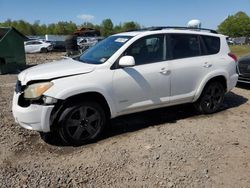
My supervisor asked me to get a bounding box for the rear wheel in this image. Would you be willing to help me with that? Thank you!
[41,48,48,53]
[194,81,225,114]
[58,101,106,145]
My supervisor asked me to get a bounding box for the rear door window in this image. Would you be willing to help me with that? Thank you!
[169,34,201,59]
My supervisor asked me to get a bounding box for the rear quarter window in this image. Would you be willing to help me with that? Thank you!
[201,35,220,55]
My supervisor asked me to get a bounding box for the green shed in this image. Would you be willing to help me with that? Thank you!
[0,27,28,74]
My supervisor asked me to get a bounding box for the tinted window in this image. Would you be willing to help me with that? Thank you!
[25,42,33,45]
[26,41,42,45]
[125,35,165,65]
[33,41,42,45]
[170,34,200,59]
[202,35,220,55]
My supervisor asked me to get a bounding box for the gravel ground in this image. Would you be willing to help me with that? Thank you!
[0,52,249,187]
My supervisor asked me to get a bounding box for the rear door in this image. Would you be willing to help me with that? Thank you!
[167,34,211,104]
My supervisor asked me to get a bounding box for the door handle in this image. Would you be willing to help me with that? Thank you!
[203,62,212,68]
[159,68,171,75]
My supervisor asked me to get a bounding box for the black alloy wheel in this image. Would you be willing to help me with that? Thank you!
[195,82,225,114]
[58,102,106,145]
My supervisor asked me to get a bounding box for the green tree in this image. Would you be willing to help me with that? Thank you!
[122,21,140,31]
[113,23,123,33]
[32,20,43,35]
[47,23,56,34]
[0,18,142,36]
[64,21,77,34]
[80,22,95,28]
[218,11,250,37]
[39,24,47,35]
[101,19,113,36]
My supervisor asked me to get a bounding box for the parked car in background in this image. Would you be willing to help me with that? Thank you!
[24,40,53,53]
[227,37,234,45]
[45,40,66,52]
[237,54,250,83]
[233,37,250,45]
[77,37,103,52]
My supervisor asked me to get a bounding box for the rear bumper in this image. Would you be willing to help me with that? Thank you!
[227,73,239,91]
[12,92,54,132]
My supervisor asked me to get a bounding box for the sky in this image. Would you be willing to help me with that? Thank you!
[0,0,250,29]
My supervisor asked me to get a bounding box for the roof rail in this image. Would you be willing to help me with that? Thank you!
[135,26,218,34]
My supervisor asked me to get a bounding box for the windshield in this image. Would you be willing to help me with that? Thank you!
[79,35,132,64]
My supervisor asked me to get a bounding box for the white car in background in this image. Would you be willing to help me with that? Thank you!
[24,40,53,53]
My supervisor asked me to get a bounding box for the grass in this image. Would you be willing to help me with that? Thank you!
[230,45,250,58]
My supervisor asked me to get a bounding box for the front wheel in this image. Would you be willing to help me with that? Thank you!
[41,48,48,53]
[58,101,106,145]
[194,82,225,114]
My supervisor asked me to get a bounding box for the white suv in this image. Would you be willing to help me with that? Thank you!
[12,27,238,145]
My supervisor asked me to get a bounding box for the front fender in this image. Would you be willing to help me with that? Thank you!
[193,70,228,102]
[44,78,117,118]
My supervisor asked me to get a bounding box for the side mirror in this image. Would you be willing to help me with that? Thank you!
[119,56,135,67]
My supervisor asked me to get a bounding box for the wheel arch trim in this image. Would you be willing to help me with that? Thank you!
[47,86,117,118]
[193,71,228,102]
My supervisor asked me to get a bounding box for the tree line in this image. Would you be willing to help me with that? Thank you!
[0,19,140,37]
[1,11,250,37]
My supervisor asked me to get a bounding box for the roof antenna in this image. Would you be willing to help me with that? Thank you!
[187,19,202,29]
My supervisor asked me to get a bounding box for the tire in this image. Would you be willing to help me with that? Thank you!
[41,48,48,53]
[39,132,63,145]
[58,101,106,145]
[194,81,225,114]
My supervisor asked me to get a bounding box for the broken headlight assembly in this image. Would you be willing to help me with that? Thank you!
[24,82,53,100]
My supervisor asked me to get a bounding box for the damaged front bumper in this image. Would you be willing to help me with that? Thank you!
[12,92,54,132]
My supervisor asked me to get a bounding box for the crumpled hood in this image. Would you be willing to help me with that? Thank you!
[18,58,95,85]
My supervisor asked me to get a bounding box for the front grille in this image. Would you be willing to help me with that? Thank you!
[238,75,250,83]
[238,61,250,75]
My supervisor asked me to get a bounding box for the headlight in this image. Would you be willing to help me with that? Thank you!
[24,82,53,99]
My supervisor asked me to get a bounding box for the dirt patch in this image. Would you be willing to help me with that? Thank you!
[25,52,65,66]
[0,53,249,187]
